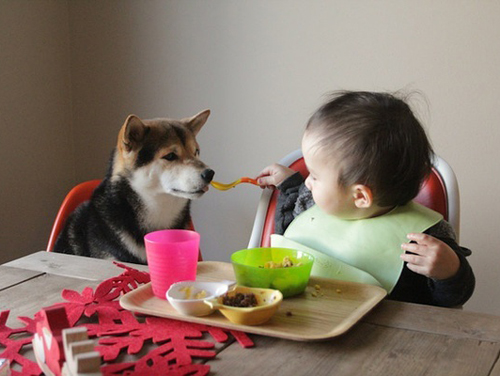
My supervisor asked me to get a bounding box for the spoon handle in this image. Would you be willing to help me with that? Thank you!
[210,177,259,191]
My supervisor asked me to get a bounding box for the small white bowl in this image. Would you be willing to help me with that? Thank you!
[166,280,235,316]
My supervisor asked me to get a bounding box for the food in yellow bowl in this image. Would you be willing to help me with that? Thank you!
[205,285,283,325]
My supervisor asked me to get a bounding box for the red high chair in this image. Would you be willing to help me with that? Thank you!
[46,179,101,252]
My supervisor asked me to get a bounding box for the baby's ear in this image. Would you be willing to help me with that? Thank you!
[352,184,373,208]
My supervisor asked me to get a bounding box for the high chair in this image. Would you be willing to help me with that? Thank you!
[46,180,202,261]
[248,149,460,248]
[46,180,101,252]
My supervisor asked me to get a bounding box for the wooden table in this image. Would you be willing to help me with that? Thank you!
[2,251,500,376]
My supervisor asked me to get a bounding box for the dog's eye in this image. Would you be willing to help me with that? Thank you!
[162,152,178,161]
[195,149,200,157]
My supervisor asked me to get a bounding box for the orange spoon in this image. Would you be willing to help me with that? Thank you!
[210,177,259,191]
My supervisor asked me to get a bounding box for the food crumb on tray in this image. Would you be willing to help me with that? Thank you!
[311,284,324,297]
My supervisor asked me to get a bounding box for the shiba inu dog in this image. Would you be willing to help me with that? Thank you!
[54,110,214,264]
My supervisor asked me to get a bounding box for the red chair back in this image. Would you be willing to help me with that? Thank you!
[47,180,101,252]
[47,180,202,261]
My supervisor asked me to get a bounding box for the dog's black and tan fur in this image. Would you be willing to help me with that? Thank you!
[54,110,214,264]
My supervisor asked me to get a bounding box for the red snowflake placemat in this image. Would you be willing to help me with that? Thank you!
[0,262,254,375]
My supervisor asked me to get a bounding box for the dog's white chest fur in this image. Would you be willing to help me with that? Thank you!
[121,172,190,263]
[140,192,189,230]
[118,193,189,263]
[130,167,190,230]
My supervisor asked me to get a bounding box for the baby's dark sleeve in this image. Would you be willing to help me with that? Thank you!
[391,220,475,307]
[425,221,475,307]
[274,172,305,235]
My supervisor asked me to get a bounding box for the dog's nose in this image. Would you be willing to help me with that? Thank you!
[201,169,215,183]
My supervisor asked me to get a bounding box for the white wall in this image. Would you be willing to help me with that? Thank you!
[1,1,499,315]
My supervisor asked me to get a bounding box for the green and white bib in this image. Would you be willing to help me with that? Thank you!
[271,202,442,292]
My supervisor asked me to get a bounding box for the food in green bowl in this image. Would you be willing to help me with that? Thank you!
[231,247,314,298]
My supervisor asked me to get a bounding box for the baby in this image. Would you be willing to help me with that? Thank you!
[257,91,474,307]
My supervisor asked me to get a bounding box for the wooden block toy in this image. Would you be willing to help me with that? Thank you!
[32,307,101,376]
[61,327,101,376]
[32,306,70,376]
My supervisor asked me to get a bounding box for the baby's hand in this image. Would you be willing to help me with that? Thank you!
[400,233,460,280]
[256,163,296,189]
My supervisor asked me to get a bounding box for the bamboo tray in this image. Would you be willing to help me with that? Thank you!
[120,261,386,341]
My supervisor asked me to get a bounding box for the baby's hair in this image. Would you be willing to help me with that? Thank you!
[305,90,433,207]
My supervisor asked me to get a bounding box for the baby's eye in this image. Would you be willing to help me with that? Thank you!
[162,152,178,161]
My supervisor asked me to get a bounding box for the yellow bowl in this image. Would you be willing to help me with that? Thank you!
[205,285,283,326]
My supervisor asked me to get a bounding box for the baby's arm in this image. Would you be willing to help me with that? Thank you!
[400,233,460,280]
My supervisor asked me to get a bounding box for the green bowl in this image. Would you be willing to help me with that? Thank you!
[231,247,314,298]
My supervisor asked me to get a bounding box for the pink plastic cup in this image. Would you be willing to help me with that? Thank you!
[144,229,200,299]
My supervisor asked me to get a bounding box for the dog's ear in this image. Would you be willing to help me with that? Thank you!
[122,115,147,152]
[184,109,210,135]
